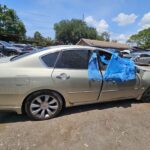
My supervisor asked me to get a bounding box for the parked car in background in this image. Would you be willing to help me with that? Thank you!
[131,51,150,60]
[12,43,36,54]
[121,48,150,60]
[0,41,22,56]
[0,45,150,120]
[133,53,150,66]
[35,46,44,50]
[121,50,131,58]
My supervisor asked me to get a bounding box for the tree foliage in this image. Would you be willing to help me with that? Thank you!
[26,31,54,46]
[128,28,150,49]
[54,19,106,44]
[101,32,110,41]
[0,4,26,38]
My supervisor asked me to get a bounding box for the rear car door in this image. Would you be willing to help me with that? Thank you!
[97,50,139,102]
[52,49,102,104]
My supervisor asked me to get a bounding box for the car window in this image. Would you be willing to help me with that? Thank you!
[55,50,90,69]
[41,52,59,67]
[97,51,112,71]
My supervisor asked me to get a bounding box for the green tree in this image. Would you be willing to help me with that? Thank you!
[34,31,43,42]
[54,19,99,44]
[101,32,110,41]
[32,31,54,46]
[0,4,26,38]
[128,28,150,49]
[111,40,117,43]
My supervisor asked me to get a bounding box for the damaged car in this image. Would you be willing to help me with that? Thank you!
[0,45,150,120]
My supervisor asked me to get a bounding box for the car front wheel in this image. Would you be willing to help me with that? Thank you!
[25,91,63,120]
[141,88,150,103]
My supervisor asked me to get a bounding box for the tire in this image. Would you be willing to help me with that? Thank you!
[25,91,63,120]
[141,87,150,103]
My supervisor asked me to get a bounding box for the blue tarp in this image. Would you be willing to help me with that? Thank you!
[88,52,102,81]
[100,55,109,65]
[103,54,136,82]
[88,52,136,82]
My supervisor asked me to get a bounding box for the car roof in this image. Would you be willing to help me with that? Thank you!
[40,45,110,53]
[43,45,96,50]
[11,45,111,62]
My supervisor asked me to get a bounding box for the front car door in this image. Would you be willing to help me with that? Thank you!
[52,48,102,104]
[96,50,140,102]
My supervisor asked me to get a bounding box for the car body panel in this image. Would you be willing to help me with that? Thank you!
[52,68,102,103]
[99,73,140,102]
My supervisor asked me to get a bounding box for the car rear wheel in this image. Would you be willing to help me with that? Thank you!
[141,88,150,103]
[25,91,63,120]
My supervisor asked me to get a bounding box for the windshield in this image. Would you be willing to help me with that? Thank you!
[0,41,12,47]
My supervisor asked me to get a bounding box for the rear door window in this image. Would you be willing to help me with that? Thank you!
[41,52,59,67]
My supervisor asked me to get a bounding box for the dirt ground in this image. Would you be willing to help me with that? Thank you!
[0,99,150,150]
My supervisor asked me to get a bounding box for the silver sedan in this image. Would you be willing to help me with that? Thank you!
[0,45,150,120]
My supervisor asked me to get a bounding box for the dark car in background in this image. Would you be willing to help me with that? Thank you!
[0,41,22,56]
[133,53,150,66]
[12,44,37,54]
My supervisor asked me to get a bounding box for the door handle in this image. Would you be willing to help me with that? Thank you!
[56,73,70,80]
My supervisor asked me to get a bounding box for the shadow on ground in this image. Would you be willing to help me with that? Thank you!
[0,99,139,124]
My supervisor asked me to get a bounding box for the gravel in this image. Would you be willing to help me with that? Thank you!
[0,99,150,150]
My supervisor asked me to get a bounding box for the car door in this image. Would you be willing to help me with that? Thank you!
[52,49,102,104]
[97,50,140,102]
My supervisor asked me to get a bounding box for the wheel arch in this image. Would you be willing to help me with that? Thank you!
[140,86,150,101]
[21,89,66,114]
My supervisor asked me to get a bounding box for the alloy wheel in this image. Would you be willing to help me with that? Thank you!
[30,95,59,119]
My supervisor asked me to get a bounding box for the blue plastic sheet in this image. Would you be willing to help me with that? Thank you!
[88,52,102,81]
[103,54,136,82]
[100,55,109,65]
[88,52,136,82]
